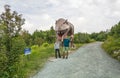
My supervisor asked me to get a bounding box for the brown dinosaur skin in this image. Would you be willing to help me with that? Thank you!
[55,18,74,47]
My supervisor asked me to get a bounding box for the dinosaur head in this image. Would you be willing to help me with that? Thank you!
[55,18,70,40]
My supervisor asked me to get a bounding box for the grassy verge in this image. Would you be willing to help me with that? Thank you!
[16,43,82,78]
[16,44,54,78]
[102,37,120,61]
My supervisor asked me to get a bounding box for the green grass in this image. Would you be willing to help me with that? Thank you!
[16,44,54,78]
[15,43,82,78]
[102,37,120,61]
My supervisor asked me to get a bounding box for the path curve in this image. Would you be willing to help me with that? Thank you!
[32,42,120,78]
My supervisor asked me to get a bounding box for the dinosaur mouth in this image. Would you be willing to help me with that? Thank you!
[57,29,68,38]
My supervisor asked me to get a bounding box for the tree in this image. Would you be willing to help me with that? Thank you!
[32,26,56,44]
[110,22,120,37]
[20,30,32,46]
[32,30,45,46]
[0,5,25,77]
[50,26,55,42]
[0,5,25,36]
[73,32,90,43]
[0,4,25,52]
[90,31,107,41]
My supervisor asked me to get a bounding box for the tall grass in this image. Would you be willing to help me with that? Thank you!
[14,43,82,78]
[102,36,120,61]
[15,44,54,78]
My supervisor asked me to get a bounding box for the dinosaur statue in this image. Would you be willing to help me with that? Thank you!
[55,18,74,47]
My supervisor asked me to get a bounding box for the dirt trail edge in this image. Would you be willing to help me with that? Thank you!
[32,42,120,78]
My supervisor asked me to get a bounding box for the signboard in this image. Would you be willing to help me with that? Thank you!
[24,48,31,55]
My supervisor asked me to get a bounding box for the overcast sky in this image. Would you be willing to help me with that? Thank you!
[0,0,120,34]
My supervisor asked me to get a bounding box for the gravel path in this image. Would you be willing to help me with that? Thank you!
[32,42,120,78]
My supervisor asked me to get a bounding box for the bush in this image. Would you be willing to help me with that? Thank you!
[102,36,120,61]
[31,45,39,50]
[42,42,49,47]
[0,50,8,77]
[90,39,95,42]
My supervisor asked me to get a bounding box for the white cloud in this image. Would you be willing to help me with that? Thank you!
[22,13,55,34]
[69,0,83,8]
[0,0,120,34]
[48,0,60,6]
[22,21,35,34]
[113,11,120,17]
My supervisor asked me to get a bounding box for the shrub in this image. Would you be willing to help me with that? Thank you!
[31,45,39,50]
[102,36,120,61]
[42,42,49,47]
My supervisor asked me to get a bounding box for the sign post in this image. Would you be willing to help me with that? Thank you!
[24,48,31,60]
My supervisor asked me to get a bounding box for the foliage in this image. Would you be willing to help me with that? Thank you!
[31,45,39,50]
[0,46,8,77]
[31,26,55,46]
[12,43,82,78]
[102,22,120,61]
[15,44,54,78]
[0,5,25,37]
[109,22,120,37]
[1,4,115,78]
[90,31,107,41]
[10,37,26,63]
[0,5,25,78]
[42,42,49,47]
[102,36,120,53]
[74,32,90,43]
[20,30,32,46]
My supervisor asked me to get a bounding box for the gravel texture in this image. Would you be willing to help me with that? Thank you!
[32,42,120,78]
